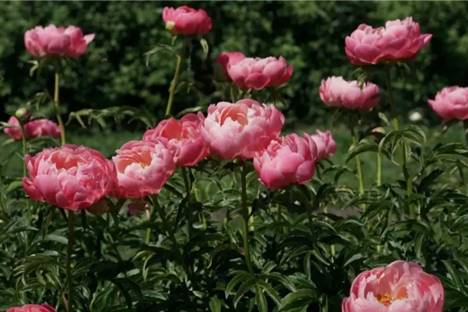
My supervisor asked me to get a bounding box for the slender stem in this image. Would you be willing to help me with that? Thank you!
[463,120,468,194]
[145,204,154,245]
[165,53,183,117]
[66,210,75,312]
[0,166,6,213]
[19,123,27,177]
[181,167,193,238]
[350,125,365,195]
[297,186,314,232]
[241,162,254,274]
[54,72,66,145]
[377,152,382,186]
[384,69,399,132]
[384,68,414,218]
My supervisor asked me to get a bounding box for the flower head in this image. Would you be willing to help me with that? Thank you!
[162,6,212,36]
[428,86,468,121]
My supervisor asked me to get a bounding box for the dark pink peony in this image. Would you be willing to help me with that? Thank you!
[3,116,60,141]
[7,304,56,312]
[227,56,293,90]
[254,133,317,189]
[309,130,336,162]
[143,113,209,167]
[162,6,212,36]
[24,25,94,58]
[216,51,246,80]
[345,17,432,65]
[23,145,116,211]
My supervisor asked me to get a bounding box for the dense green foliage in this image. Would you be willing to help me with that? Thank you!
[1,1,468,126]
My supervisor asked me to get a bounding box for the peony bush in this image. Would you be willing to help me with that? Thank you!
[1,5,468,312]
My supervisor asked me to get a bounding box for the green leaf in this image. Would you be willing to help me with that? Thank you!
[200,38,209,60]
[255,285,268,312]
[233,278,257,308]
[257,280,281,305]
[144,44,178,66]
[209,296,222,312]
[225,271,253,298]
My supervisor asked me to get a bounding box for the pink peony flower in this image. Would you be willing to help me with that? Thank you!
[319,76,380,111]
[3,116,61,141]
[162,6,212,36]
[342,260,444,312]
[216,52,246,80]
[309,130,336,162]
[345,17,432,65]
[254,133,317,189]
[7,304,56,312]
[201,99,285,160]
[22,145,115,211]
[24,25,95,58]
[428,86,468,121]
[143,113,209,167]
[111,140,176,199]
[227,56,293,90]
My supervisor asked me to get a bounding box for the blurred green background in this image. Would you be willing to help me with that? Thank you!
[1,1,468,184]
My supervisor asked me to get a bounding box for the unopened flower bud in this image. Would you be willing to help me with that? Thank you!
[86,199,110,217]
[15,108,30,121]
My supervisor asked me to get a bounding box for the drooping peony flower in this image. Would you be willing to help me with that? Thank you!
[309,130,336,162]
[428,86,468,121]
[215,51,246,81]
[23,145,115,211]
[227,56,293,90]
[143,113,209,167]
[342,260,444,312]
[319,76,380,111]
[24,25,95,58]
[7,304,57,312]
[201,99,285,160]
[3,116,61,141]
[345,17,432,65]
[162,6,212,36]
[254,133,317,189]
[111,140,176,199]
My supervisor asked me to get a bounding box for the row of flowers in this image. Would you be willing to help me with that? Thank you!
[3,4,452,312]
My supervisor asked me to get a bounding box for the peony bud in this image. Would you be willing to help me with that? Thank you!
[15,108,30,121]
[86,199,110,216]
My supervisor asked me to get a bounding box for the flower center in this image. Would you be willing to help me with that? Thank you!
[140,162,149,169]
[220,106,248,127]
[377,293,407,307]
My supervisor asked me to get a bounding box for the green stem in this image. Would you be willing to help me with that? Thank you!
[350,125,364,195]
[0,166,6,213]
[54,72,66,145]
[241,162,254,274]
[384,69,399,132]
[377,152,382,187]
[165,53,183,117]
[66,210,75,312]
[151,195,193,280]
[297,186,314,235]
[384,68,414,218]
[19,123,27,177]
[145,204,154,245]
[181,167,193,238]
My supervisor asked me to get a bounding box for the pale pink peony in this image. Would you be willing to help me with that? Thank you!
[319,76,380,111]
[24,25,95,58]
[201,99,285,160]
[162,6,212,36]
[227,56,293,90]
[428,86,468,121]
[216,52,246,80]
[345,17,432,65]
[309,130,336,161]
[3,116,60,141]
[143,113,209,167]
[7,304,56,312]
[22,145,115,211]
[111,140,176,199]
[254,133,317,189]
[342,260,444,312]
